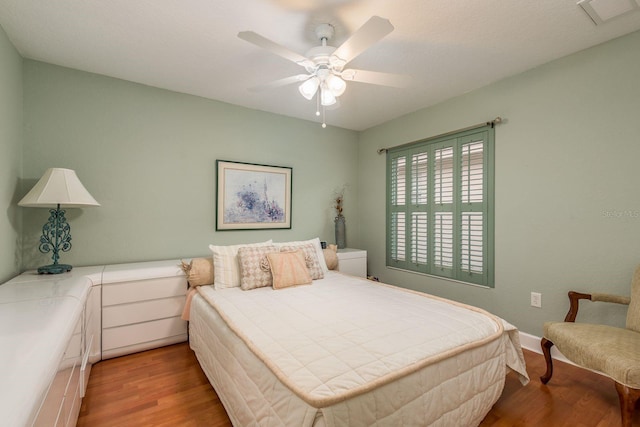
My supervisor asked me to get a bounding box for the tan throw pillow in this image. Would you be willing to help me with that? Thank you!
[267,251,312,290]
[279,243,324,280]
[180,258,214,286]
[238,245,278,290]
[274,238,328,273]
[323,244,338,270]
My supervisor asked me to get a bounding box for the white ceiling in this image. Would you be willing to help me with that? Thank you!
[1,0,640,131]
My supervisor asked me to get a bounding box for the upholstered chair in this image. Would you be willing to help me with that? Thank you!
[540,265,640,427]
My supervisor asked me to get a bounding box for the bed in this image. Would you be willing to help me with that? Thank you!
[188,242,528,426]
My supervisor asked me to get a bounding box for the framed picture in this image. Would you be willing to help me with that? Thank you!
[216,160,292,230]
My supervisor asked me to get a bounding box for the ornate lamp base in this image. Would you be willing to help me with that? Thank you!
[37,204,74,275]
[38,263,73,275]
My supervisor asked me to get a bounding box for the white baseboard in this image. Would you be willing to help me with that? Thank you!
[518,331,574,366]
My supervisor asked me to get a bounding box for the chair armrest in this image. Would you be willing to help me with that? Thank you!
[564,291,631,322]
[591,293,631,305]
[565,291,592,322]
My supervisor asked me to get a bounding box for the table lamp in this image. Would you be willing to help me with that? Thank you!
[19,168,100,274]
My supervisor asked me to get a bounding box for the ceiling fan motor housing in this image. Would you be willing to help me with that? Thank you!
[305,45,337,70]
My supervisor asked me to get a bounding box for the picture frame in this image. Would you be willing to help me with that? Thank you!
[216,160,292,230]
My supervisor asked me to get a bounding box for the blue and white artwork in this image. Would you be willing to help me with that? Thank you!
[217,160,292,230]
[224,169,286,223]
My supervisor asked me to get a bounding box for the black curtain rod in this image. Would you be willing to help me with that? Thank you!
[376,117,503,154]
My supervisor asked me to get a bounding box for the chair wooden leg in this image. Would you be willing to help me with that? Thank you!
[615,381,640,427]
[540,337,554,384]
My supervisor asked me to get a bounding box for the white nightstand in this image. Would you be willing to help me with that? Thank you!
[336,248,367,278]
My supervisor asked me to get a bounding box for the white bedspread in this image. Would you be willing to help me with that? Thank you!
[191,272,528,426]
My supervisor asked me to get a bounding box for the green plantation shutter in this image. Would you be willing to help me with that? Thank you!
[459,137,486,279]
[386,126,494,286]
[432,142,455,278]
[410,150,428,266]
[388,153,408,267]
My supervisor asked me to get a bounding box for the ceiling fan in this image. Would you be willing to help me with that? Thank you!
[238,16,410,127]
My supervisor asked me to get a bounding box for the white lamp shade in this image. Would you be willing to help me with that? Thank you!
[299,77,320,100]
[320,87,337,106]
[19,168,100,208]
[326,74,346,97]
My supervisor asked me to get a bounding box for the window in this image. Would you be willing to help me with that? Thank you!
[386,125,494,286]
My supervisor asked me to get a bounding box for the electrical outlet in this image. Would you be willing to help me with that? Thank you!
[531,292,542,308]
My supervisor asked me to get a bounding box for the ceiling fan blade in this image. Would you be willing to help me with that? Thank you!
[249,74,311,92]
[331,16,394,65]
[238,31,312,67]
[342,69,411,88]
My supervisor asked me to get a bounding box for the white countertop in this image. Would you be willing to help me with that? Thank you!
[0,267,102,427]
[336,248,367,260]
[102,259,184,284]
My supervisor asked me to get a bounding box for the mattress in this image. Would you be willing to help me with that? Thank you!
[189,272,528,426]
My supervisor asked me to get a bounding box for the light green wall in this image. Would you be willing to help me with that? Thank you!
[0,25,23,283]
[10,27,640,339]
[22,61,359,268]
[358,30,640,337]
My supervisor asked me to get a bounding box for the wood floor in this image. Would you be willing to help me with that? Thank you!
[77,342,640,426]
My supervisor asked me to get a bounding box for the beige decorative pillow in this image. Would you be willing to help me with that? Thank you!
[180,257,214,286]
[274,237,328,273]
[279,243,324,280]
[323,244,338,270]
[209,240,272,290]
[267,251,312,290]
[238,245,278,290]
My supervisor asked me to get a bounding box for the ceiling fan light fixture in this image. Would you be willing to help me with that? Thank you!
[299,76,320,100]
[320,87,337,106]
[326,74,346,96]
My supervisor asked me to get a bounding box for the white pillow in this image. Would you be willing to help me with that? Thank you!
[210,240,272,290]
[273,237,328,273]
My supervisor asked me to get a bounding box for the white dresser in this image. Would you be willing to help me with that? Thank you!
[0,260,187,426]
[337,248,367,278]
[101,260,188,359]
[0,267,102,427]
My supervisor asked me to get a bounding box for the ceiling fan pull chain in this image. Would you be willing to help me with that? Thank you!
[322,104,327,128]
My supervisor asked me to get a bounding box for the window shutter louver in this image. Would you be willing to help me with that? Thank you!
[434,147,454,204]
[461,212,483,273]
[461,140,484,204]
[391,212,406,261]
[411,212,428,264]
[411,152,428,205]
[434,212,454,269]
[391,156,406,206]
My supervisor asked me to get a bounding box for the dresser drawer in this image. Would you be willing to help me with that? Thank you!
[103,316,187,351]
[80,335,93,398]
[102,296,185,328]
[34,315,82,427]
[102,276,186,306]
